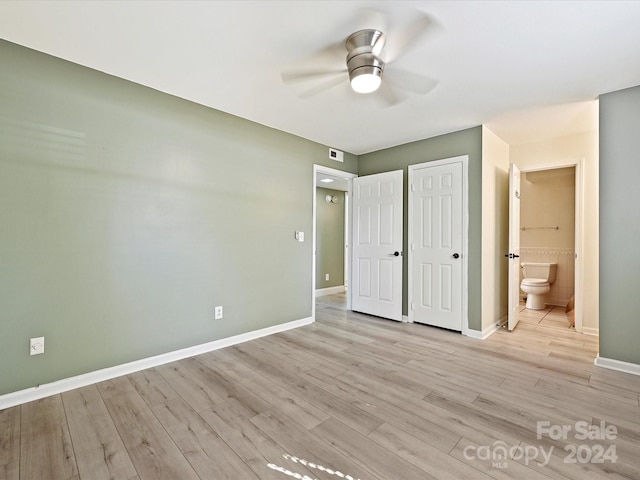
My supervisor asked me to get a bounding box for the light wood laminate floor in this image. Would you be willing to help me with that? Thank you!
[2,294,639,480]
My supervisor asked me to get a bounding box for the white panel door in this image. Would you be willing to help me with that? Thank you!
[351,170,403,321]
[410,160,463,331]
[507,163,521,331]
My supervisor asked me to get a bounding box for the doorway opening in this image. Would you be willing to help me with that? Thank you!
[515,162,584,334]
[312,165,356,321]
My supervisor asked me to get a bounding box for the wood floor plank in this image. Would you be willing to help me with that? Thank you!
[20,396,78,480]
[277,328,345,354]
[197,402,319,480]
[224,342,385,435]
[97,377,199,480]
[179,356,271,418]
[251,408,384,480]
[438,342,584,388]
[392,336,460,357]
[198,349,330,430]
[404,354,506,388]
[536,377,640,411]
[311,417,439,480]
[313,321,378,345]
[304,367,462,454]
[589,369,640,395]
[257,335,348,377]
[151,396,260,479]
[393,360,481,404]
[0,405,20,480]
[469,343,593,383]
[154,361,226,412]
[368,422,495,480]
[423,391,530,446]
[128,369,179,409]
[62,386,137,480]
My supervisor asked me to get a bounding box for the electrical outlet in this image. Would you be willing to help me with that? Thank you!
[30,337,44,356]
[214,305,223,320]
[325,274,330,281]
[295,231,304,242]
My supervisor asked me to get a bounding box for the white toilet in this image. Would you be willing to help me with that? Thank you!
[520,262,557,310]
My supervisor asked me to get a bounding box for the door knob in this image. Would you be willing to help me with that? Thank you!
[453,253,460,259]
[393,251,401,257]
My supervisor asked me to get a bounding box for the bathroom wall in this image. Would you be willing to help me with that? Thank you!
[520,167,575,306]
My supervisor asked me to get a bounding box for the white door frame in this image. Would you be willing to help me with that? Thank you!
[518,160,584,333]
[408,155,469,335]
[312,165,357,321]
[344,192,349,289]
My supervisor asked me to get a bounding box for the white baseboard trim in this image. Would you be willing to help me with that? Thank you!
[466,317,506,340]
[594,355,640,376]
[465,329,484,339]
[315,285,346,297]
[0,316,313,410]
[582,326,599,336]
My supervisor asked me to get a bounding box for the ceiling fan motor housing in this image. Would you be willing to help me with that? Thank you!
[346,29,386,82]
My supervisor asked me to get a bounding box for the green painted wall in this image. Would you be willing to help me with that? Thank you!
[599,84,640,365]
[0,40,357,396]
[316,188,345,289]
[358,127,484,330]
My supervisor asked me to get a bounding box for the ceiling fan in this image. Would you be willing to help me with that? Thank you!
[281,10,439,106]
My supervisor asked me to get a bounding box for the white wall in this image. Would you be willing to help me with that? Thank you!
[481,126,510,331]
[510,129,599,333]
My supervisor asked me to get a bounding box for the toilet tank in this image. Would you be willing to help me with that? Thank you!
[521,262,557,283]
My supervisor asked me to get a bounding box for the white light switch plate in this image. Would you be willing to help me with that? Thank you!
[30,337,44,355]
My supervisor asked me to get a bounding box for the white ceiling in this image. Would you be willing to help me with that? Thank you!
[1,1,638,154]
[317,172,349,192]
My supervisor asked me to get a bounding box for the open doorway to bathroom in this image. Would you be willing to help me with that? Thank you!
[517,166,578,334]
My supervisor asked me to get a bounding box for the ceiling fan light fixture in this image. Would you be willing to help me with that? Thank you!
[350,67,383,94]
[345,29,386,95]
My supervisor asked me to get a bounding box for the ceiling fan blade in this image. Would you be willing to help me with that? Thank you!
[297,73,347,99]
[305,40,346,65]
[384,69,438,95]
[354,7,389,34]
[280,39,347,94]
[384,11,439,63]
[372,82,407,108]
[281,40,345,81]
[281,68,346,85]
